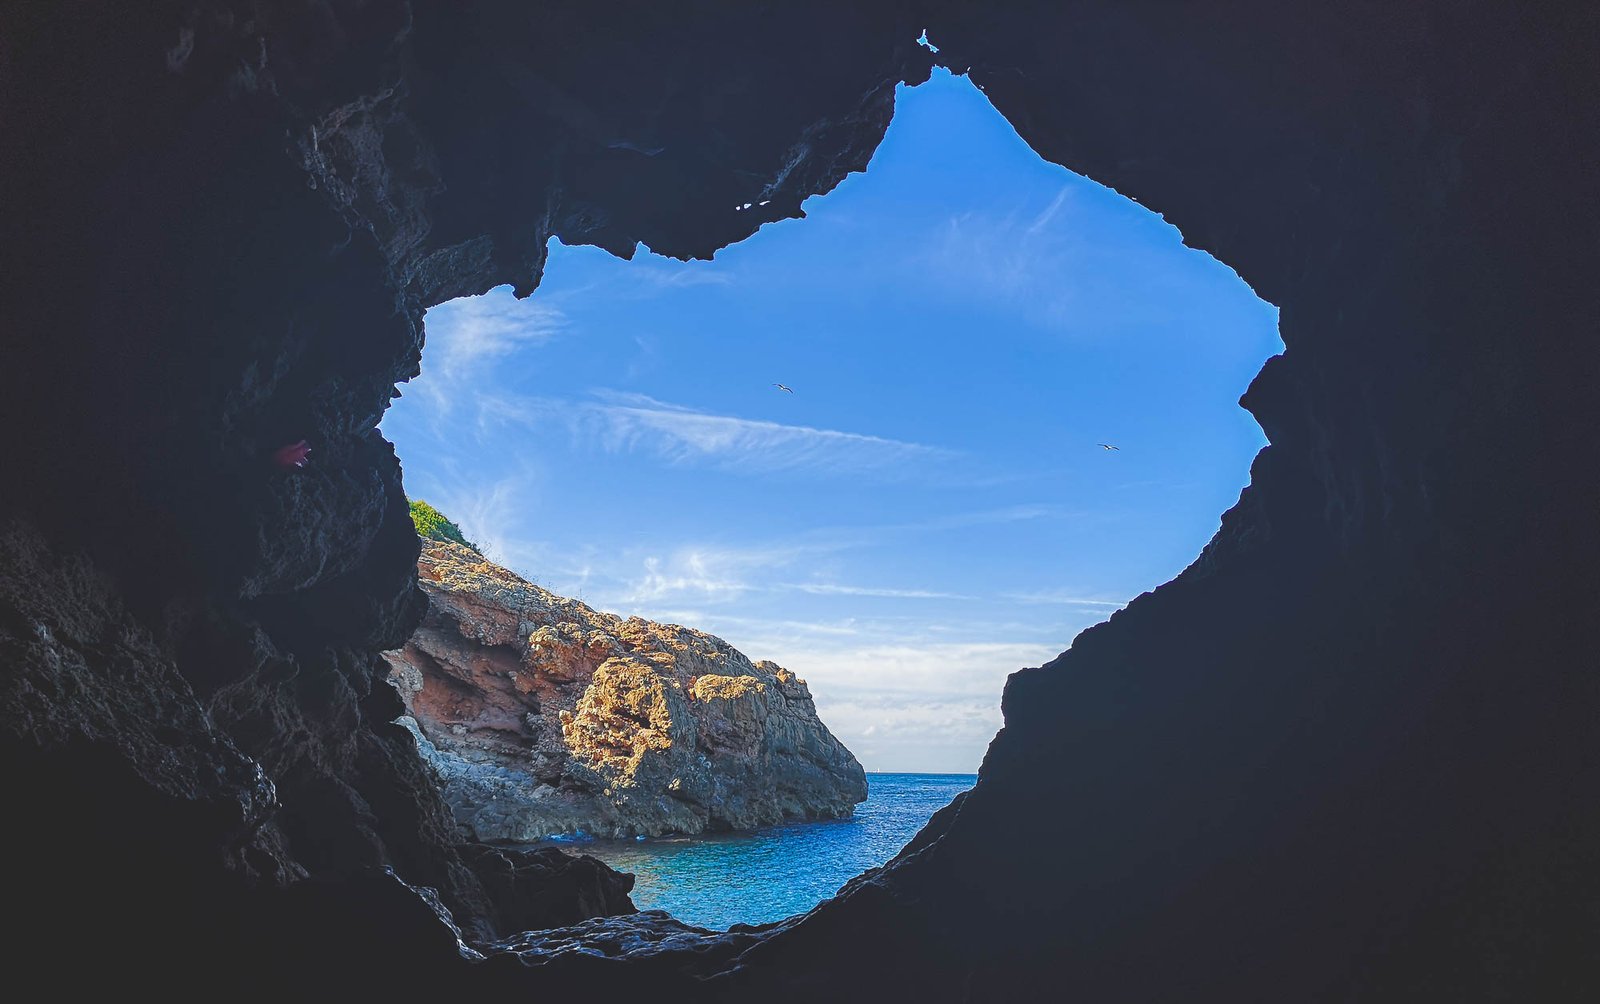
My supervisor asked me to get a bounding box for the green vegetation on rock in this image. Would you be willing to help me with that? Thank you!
[408,499,479,552]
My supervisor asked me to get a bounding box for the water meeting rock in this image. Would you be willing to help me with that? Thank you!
[385,541,867,840]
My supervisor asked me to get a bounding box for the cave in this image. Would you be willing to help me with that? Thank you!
[382,62,1282,926]
[3,2,1597,999]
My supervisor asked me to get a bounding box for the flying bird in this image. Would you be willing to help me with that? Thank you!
[1098,443,1120,451]
[774,383,794,393]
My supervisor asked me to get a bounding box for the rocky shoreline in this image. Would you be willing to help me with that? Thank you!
[385,540,867,840]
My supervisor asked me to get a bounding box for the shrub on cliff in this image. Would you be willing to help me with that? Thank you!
[408,499,480,552]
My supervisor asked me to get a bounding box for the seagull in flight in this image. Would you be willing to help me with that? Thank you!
[1098,443,1120,451]
[774,383,794,393]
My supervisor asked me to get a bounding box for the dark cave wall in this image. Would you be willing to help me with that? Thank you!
[0,0,929,986]
[2,0,1598,999]
[732,3,1600,999]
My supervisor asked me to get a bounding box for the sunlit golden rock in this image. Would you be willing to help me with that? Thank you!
[385,541,867,839]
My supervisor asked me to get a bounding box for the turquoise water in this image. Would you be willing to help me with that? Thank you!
[538,772,976,930]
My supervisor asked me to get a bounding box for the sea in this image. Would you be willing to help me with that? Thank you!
[534,772,977,930]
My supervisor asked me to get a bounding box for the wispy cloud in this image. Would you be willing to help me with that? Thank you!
[463,390,954,479]
[913,184,1133,335]
[1024,186,1071,236]
[623,265,735,290]
[613,543,815,605]
[933,205,1067,303]
[1001,588,1128,608]
[785,582,971,600]
[427,292,564,384]
[859,503,1075,536]
[915,179,1231,339]
[645,611,867,640]
[564,391,954,477]
[421,472,544,571]
[406,292,567,422]
[595,550,977,610]
[514,504,1089,615]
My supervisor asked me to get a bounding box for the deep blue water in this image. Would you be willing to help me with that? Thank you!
[537,772,976,930]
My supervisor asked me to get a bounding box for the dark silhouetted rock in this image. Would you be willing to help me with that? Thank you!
[457,843,638,932]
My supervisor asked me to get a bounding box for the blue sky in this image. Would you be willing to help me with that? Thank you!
[383,69,1280,774]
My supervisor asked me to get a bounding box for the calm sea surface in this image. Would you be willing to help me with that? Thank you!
[534,772,976,930]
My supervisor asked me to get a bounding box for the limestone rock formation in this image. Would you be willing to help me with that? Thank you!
[385,541,867,840]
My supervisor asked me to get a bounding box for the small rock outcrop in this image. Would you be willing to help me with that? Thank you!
[384,541,867,840]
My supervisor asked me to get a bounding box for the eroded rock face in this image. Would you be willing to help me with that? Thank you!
[386,541,866,839]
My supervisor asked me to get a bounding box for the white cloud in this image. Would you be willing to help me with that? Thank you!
[428,292,564,381]
[1001,588,1128,608]
[450,390,955,480]
[423,474,543,572]
[622,265,735,290]
[821,698,1003,773]
[589,547,977,610]
[785,582,971,600]
[582,391,951,475]
[842,503,1076,538]
[410,292,566,419]
[772,639,1064,774]
[499,506,1108,625]
[934,208,1058,302]
[645,612,866,640]
[611,543,813,606]
[913,185,1127,335]
[1024,186,1072,236]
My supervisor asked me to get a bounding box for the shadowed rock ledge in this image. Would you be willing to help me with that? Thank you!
[386,541,867,840]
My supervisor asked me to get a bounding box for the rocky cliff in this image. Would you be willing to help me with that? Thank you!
[385,541,866,840]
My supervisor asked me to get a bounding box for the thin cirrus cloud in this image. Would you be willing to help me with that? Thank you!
[1001,588,1129,608]
[414,293,567,418]
[621,265,736,290]
[785,582,972,600]
[608,546,971,607]
[583,391,953,475]
[526,509,1088,615]
[925,188,1082,305]
[618,545,806,604]
[474,389,955,479]
[406,471,546,571]
[1023,185,1072,236]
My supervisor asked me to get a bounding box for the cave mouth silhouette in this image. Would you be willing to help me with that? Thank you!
[4,3,1591,995]
[383,66,1280,931]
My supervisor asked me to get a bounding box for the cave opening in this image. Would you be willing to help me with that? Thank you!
[380,67,1280,930]
[5,1,1592,993]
